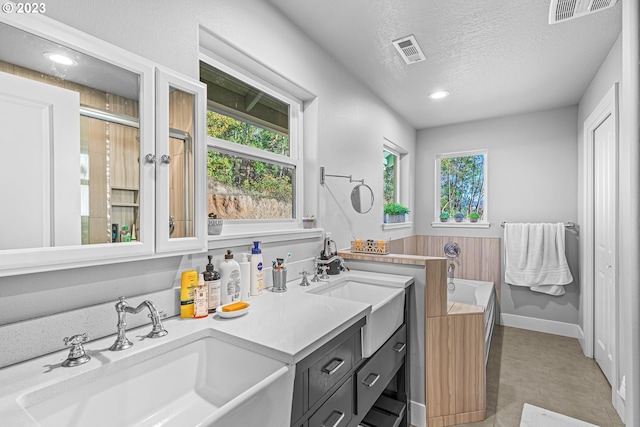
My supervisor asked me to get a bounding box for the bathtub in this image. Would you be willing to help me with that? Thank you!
[447,278,496,366]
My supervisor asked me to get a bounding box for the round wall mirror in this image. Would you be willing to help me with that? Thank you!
[351,184,374,214]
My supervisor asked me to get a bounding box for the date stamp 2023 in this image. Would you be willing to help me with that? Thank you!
[2,2,46,14]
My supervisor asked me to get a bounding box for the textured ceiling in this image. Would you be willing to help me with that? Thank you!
[267,0,622,129]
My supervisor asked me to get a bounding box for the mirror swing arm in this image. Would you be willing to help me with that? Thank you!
[319,166,374,214]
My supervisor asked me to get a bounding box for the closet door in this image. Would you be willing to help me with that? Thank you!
[593,110,616,385]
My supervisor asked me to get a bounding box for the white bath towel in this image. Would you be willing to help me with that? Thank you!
[504,223,573,296]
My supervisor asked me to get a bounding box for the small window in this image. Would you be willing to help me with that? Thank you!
[436,150,487,224]
[201,60,301,221]
[383,148,399,205]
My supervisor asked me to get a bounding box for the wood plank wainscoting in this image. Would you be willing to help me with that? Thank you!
[340,235,500,427]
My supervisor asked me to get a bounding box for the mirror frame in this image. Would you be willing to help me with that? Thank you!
[0,12,156,276]
[350,183,375,214]
[155,67,207,254]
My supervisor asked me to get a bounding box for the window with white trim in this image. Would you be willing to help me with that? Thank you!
[435,150,488,225]
[200,60,302,222]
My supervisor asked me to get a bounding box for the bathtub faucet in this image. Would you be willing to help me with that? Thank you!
[448,263,455,280]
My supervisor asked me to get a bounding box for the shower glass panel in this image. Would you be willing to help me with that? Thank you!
[80,116,140,244]
[168,87,195,239]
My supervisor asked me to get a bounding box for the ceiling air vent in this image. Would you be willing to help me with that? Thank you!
[392,35,426,65]
[549,0,618,25]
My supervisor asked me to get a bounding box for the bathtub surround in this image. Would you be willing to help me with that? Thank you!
[504,223,574,296]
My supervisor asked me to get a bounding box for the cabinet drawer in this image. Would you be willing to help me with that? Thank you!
[309,377,353,427]
[356,324,406,415]
[309,333,355,407]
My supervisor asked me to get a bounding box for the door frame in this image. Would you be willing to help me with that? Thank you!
[581,83,619,409]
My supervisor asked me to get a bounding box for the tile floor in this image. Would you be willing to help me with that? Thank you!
[455,325,624,427]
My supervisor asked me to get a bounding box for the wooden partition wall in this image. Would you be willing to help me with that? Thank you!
[387,235,501,427]
[388,235,501,301]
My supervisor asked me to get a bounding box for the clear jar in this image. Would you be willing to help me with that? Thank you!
[120,225,131,242]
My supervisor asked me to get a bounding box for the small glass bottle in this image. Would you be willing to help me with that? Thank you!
[120,226,131,242]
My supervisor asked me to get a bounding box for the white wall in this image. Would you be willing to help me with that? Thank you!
[416,106,580,325]
[0,0,415,367]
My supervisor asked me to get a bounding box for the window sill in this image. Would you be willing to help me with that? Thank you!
[431,221,491,229]
[207,227,323,249]
[382,222,413,231]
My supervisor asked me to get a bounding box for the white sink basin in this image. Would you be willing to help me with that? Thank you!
[19,335,293,427]
[309,280,404,357]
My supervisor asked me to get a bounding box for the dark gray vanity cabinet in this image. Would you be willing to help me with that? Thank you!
[291,318,364,427]
[291,284,412,427]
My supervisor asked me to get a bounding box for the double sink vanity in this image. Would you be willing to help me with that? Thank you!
[0,270,413,427]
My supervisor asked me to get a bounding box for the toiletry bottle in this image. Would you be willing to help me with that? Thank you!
[250,241,264,296]
[194,275,209,319]
[121,225,131,242]
[239,253,251,301]
[180,270,198,318]
[219,250,241,305]
[203,255,221,312]
[131,223,137,241]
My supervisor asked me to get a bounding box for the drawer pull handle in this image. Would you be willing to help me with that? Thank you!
[362,373,381,388]
[322,358,345,375]
[321,410,345,427]
[393,342,406,353]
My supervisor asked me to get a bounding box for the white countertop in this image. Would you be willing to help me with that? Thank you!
[0,269,413,426]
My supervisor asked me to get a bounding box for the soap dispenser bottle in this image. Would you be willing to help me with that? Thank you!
[239,253,251,301]
[220,250,241,305]
[203,255,221,312]
[250,241,264,296]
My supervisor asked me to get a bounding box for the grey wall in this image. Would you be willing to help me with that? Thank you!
[415,106,580,325]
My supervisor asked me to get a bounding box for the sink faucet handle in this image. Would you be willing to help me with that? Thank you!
[299,271,311,286]
[62,333,91,367]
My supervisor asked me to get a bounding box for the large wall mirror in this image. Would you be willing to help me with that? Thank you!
[0,13,155,274]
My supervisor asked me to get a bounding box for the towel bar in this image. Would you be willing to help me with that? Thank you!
[500,221,575,229]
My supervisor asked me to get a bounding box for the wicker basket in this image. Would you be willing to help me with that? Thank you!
[350,239,389,255]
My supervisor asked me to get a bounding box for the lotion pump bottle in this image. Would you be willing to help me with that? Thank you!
[250,241,264,296]
[203,255,221,312]
[220,250,241,305]
[239,253,251,301]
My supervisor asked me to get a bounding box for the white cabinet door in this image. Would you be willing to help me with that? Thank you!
[0,73,79,250]
[155,68,207,254]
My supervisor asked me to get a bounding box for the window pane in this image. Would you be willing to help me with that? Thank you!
[383,149,398,205]
[440,154,485,219]
[207,150,294,220]
[206,110,290,156]
[200,61,290,156]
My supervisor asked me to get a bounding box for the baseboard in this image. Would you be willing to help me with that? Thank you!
[410,400,426,427]
[500,313,581,338]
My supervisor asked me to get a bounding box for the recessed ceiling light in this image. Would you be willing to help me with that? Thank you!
[428,90,450,100]
[43,52,77,66]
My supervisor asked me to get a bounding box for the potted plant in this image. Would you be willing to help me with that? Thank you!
[454,212,464,222]
[302,215,315,229]
[440,212,449,222]
[469,212,480,223]
[384,203,410,223]
[207,213,223,235]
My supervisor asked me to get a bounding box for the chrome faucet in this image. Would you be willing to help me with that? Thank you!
[62,333,91,367]
[109,297,168,351]
[448,263,455,280]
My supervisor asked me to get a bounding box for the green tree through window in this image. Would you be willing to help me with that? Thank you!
[439,153,485,220]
